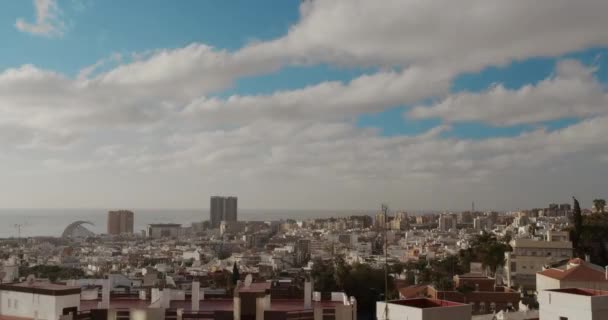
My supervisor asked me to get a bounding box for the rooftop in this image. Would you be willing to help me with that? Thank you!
[389,298,465,309]
[238,282,271,293]
[538,259,608,282]
[0,282,81,296]
[80,298,342,312]
[547,288,608,297]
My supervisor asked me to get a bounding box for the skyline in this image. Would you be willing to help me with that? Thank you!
[1,0,608,210]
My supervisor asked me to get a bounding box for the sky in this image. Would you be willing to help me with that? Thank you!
[0,0,607,211]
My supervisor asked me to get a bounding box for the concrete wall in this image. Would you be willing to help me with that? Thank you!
[538,291,594,320]
[0,290,80,320]
[376,302,471,320]
[376,302,422,320]
[536,274,561,292]
[422,305,472,320]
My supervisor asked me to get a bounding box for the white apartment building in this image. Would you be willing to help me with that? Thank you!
[539,288,608,320]
[377,298,471,320]
[0,281,81,320]
[504,237,572,290]
[536,258,608,292]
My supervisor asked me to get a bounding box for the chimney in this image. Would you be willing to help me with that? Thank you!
[605,266,608,281]
[585,254,591,262]
[98,278,110,309]
[192,281,200,311]
[304,280,313,308]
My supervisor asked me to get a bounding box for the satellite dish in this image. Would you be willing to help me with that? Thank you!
[26,274,36,285]
[244,274,252,288]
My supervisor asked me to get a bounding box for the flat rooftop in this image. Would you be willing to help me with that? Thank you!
[80,298,343,312]
[547,288,608,297]
[389,298,464,309]
[0,282,81,296]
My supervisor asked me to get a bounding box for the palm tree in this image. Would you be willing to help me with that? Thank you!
[593,199,606,214]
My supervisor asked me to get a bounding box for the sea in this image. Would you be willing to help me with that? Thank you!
[0,208,374,238]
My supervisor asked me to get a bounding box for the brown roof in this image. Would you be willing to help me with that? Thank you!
[538,262,608,282]
[398,285,429,298]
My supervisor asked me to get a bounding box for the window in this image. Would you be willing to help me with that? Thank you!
[7,298,11,308]
[14,300,18,310]
[479,302,486,313]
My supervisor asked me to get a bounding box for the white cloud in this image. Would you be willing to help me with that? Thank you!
[243,0,608,73]
[15,0,65,37]
[183,66,453,126]
[3,1,608,209]
[408,60,608,125]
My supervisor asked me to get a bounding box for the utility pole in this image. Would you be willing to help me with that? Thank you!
[382,203,389,320]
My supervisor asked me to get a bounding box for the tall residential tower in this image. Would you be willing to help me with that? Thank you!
[107,210,134,235]
[210,196,238,228]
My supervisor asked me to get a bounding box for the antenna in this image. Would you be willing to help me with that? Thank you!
[382,203,389,320]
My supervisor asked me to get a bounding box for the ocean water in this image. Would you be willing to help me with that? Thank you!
[0,208,372,238]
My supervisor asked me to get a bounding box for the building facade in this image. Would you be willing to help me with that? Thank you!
[0,282,81,320]
[539,288,608,320]
[107,210,134,235]
[536,258,608,292]
[147,224,181,239]
[377,298,471,320]
[504,237,573,290]
[210,196,238,228]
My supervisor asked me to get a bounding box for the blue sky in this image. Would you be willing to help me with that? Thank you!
[1,0,607,210]
[2,0,604,139]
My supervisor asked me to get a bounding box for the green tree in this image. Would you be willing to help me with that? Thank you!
[466,231,510,275]
[232,262,240,285]
[593,199,606,214]
[571,197,583,257]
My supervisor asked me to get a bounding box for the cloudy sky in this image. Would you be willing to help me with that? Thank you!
[1,0,607,211]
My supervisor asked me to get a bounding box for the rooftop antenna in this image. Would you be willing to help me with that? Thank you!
[382,203,389,320]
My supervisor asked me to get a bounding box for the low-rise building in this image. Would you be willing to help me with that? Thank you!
[147,223,181,239]
[377,298,471,320]
[539,288,608,320]
[0,281,81,320]
[505,237,572,290]
[536,257,608,292]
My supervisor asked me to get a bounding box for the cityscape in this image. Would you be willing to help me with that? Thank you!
[2,196,608,320]
[2,1,608,320]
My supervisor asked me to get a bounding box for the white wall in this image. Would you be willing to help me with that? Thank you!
[376,302,422,320]
[376,302,471,320]
[536,274,561,292]
[56,294,81,318]
[538,291,594,320]
[0,290,79,320]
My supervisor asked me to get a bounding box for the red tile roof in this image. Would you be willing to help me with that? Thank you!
[398,285,429,298]
[538,262,608,282]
